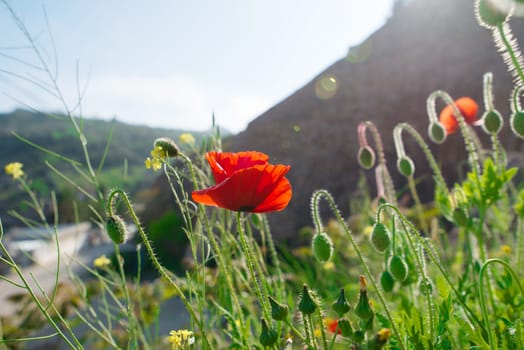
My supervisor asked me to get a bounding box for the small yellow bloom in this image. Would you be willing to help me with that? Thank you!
[377,328,391,342]
[179,133,195,145]
[93,255,111,268]
[151,145,167,159]
[5,162,24,179]
[168,329,194,349]
[500,245,511,255]
[145,157,162,171]
[323,261,335,271]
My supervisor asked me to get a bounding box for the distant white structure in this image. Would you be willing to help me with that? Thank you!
[5,222,92,266]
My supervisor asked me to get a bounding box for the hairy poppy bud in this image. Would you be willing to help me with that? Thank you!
[388,255,409,282]
[428,122,447,144]
[358,146,376,169]
[397,156,415,177]
[418,277,434,296]
[332,288,351,316]
[452,207,469,227]
[268,296,288,321]
[482,110,503,134]
[298,284,317,315]
[259,318,278,347]
[312,232,334,262]
[370,223,391,253]
[153,137,179,157]
[379,270,395,292]
[475,0,509,28]
[355,276,374,321]
[106,215,128,244]
[337,318,354,338]
[511,111,524,138]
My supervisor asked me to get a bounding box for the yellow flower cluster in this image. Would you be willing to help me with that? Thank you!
[179,133,195,145]
[5,162,24,180]
[93,255,111,268]
[168,329,194,349]
[145,146,167,171]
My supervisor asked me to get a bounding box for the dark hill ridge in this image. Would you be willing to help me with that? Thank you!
[225,0,524,243]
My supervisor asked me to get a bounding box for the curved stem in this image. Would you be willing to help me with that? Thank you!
[106,189,213,349]
[311,190,406,350]
[479,258,524,350]
[496,23,524,85]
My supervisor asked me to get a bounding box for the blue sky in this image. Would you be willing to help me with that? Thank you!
[0,1,393,133]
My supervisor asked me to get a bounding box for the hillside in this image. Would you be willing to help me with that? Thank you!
[225,0,524,243]
[0,109,214,228]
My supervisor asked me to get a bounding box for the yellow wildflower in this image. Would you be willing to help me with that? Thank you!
[323,261,335,271]
[93,255,111,268]
[5,162,24,179]
[145,157,162,171]
[151,145,167,159]
[500,245,511,255]
[179,133,195,145]
[168,329,194,349]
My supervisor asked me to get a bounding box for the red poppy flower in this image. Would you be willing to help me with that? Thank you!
[192,151,292,213]
[438,97,479,135]
[326,318,341,334]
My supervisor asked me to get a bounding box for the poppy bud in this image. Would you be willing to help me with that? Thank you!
[418,277,434,296]
[298,284,317,315]
[452,207,469,227]
[352,330,365,343]
[511,111,524,138]
[428,122,447,144]
[337,318,354,338]
[475,0,509,28]
[268,296,288,321]
[106,215,128,244]
[355,276,374,321]
[369,223,391,253]
[388,255,409,282]
[397,156,415,177]
[481,110,503,134]
[153,137,179,157]
[358,146,376,169]
[379,270,395,292]
[311,232,334,262]
[259,318,278,347]
[332,288,351,316]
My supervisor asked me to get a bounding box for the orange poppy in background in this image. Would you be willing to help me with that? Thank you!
[438,97,479,135]
[192,151,292,213]
[326,318,341,334]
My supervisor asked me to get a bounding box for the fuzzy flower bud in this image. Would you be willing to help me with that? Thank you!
[481,110,503,134]
[428,122,447,144]
[511,111,524,138]
[106,215,128,244]
[259,318,278,347]
[379,270,395,292]
[298,284,317,315]
[418,277,434,296]
[397,156,415,177]
[388,255,409,282]
[369,223,391,253]
[357,146,376,169]
[268,296,289,321]
[311,232,334,262]
[332,288,351,316]
[475,0,510,29]
[153,137,179,157]
[355,276,374,322]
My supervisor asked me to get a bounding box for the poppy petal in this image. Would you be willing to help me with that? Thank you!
[192,164,291,212]
[206,151,269,183]
[439,97,479,135]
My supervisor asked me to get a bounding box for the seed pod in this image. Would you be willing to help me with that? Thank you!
[268,296,288,321]
[511,111,524,139]
[358,146,376,169]
[370,223,391,253]
[428,122,447,144]
[298,284,317,315]
[379,270,395,292]
[388,255,409,282]
[259,318,278,347]
[332,288,351,316]
[337,318,354,338]
[153,137,179,157]
[397,156,415,177]
[106,215,128,244]
[311,232,334,262]
[481,110,503,134]
[355,276,374,321]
